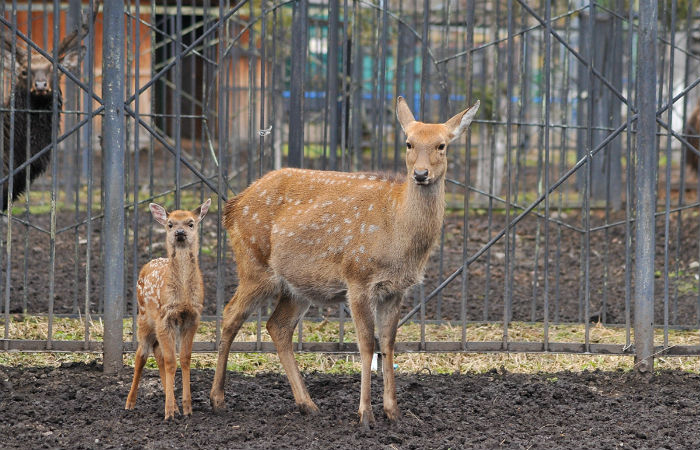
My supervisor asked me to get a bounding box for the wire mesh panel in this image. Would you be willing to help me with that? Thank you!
[1,1,700,368]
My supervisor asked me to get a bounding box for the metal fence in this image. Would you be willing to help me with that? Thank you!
[2,0,700,373]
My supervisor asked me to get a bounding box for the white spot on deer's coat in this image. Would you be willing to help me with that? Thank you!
[360,223,366,233]
[368,176,376,181]
[359,245,365,253]
[358,174,366,179]
[368,225,379,233]
[368,204,374,211]
[344,218,352,224]
[242,205,249,215]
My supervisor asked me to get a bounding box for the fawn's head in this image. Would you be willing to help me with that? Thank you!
[150,199,211,252]
[396,97,480,185]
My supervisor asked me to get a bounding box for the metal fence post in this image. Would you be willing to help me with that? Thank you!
[288,0,308,168]
[102,0,126,374]
[634,0,657,375]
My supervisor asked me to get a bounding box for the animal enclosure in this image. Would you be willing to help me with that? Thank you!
[1,1,700,372]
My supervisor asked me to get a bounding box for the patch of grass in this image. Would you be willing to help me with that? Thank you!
[2,315,699,375]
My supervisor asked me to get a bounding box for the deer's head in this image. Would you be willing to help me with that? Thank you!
[150,199,211,253]
[1,29,85,97]
[396,97,480,185]
[2,2,99,98]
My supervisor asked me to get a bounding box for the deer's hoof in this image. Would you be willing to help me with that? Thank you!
[359,408,376,429]
[384,406,401,422]
[164,406,180,421]
[124,399,135,410]
[210,392,226,413]
[297,401,320,415]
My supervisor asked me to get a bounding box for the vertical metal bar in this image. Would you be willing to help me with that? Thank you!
[132,0,142,346]
[461,0,475,350]
[419,0,429,118]
[503,0,514,348]
[327,0,339,171]
[634,0,657,374]
[102,0,126,374]
[350,0,362,171]
[662,0,676,348]
[340,0,349,172]
[215,0,227,351]
[68,0,82,315]
[21,0,32,316]
[623,0,635,349]
[47,0,62,349]
[584,0,594,351]
[174,0,182,208]
[247,0,256,184]
[3,0,19,349]
[543,0,551,350]
[376,0,388,170]
[288,0,308,168]
[84,0,96,348]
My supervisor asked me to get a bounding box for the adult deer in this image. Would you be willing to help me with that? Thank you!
[210,97,479,427]
[1,1,99,211]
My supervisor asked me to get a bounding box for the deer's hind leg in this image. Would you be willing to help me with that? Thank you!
[125,345,147,410]
[266,293,317,414]
[210,280,272,411]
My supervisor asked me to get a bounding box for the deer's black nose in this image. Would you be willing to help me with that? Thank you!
[413,169,429,182]
[175,229,186,241]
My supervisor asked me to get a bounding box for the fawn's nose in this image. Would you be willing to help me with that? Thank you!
[175,229,186,241]
[413,169,429,183]
[34,80,48,91]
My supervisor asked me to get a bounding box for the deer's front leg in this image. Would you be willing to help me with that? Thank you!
[156,327,179,420]
[348,286,376,428]
[376,293,403,422]
[180,320,198,416]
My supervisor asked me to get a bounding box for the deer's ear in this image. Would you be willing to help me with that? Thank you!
[1,34,26,73]
[396,96,416,133]
[192,198,211,223]
[59,46,85,73]
[149,203,168,226]
[445,100,480,143]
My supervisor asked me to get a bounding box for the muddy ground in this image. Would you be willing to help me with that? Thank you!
[3,205,700,325]
[1,362,699,449]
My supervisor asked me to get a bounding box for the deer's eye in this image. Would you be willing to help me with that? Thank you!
[189,222,194,228]
[438,143,445,151]
[168,222,173,228]
[406,142,412,149]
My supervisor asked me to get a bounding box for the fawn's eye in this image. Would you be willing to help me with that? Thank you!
[438,143,445,151]
[406,142,412,149]
[168,222,173,228]
[189,222,194,228]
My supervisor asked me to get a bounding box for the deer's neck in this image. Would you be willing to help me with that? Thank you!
[393,178,445,260]
[167,246,200,288]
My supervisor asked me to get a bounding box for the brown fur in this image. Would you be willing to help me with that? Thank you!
[210,97,479,427]
[125,199,211,420]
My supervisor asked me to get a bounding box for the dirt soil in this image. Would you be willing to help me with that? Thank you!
[1,362,699,449]
[3,206,700,326]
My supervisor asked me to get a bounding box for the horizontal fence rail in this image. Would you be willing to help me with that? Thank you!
[1,1,700,372]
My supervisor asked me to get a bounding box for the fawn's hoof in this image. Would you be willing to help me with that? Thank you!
[124,399,136,410]
[164,406,180,421]
[297,401,320,415]
[359,408,376,429]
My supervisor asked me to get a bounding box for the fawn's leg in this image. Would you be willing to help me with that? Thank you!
[375,293,403,422]
[348,285,376,428]
[125,345,147,410]
[210,282,268,411]
[266,294,317,414]
[180,318,198,416]
[153,342,166,389]
[156,327,179,420]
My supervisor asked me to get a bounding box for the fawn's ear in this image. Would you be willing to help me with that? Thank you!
[445,100,480,143]
[193,198,211,223]
[396,96,416,133]
[149,203,168,226]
